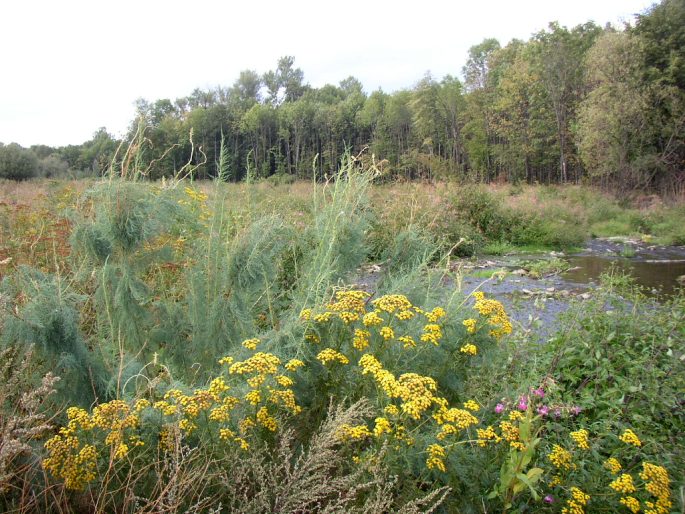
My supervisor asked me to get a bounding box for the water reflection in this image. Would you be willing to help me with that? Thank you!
[563,255,685,296]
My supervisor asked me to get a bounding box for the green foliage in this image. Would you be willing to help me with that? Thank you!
[0,143,38,180]
[0,267,107,405]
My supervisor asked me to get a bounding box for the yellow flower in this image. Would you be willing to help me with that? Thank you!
[425,307,446,322]
[462,318,477,334]
[384,405,399,416]
[363,311,383,327]
[460,343,477,355]
[275,375,294,387]
[619,428,642,447]
[230,352,281,375]
[372,294,412,313]
[284,358,304,371]
[604,457,622,474]
[256,406,278,431]
[379,326,394,340]
[619,496,641,513]
[241,338,261,350]
[235,437,250,450]
[219,428,235,440]
[476,425,501,446]
[472,293,512,339]
[426,444,447,472]
[245,390,262,405]
[352,329,371,350]
[420,324,442,345]
[337,424,372,441]
[218,356,234,366]
[640,462,671,509]
[463,400,480,412]
[570,429,590,450]
[326,290,369,313]
[398,335,416,348]
[610,473,636,494]
[373,417,392,437]
[316,348,350,365]
[562,487,590,514]
[548,444,574,471]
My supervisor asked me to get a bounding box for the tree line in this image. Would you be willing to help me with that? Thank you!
[2,0,683,194]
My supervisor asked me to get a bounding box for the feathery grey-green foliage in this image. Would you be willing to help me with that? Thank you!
[0,267,107,405]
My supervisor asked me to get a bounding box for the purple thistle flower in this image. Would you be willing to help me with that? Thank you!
[495,403,505,414]
[537,405,550,416]
[544,495,555,504]
[517,395,528,411]
[570,406,582,415]
[533,387,545,398]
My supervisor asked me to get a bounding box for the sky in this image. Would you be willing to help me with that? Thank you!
[0,0,656,148]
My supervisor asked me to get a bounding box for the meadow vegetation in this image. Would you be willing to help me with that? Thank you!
[0,153,682,513]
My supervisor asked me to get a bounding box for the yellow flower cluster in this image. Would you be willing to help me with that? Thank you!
[256,406,278,431]
[462,318,477,334]
[373,417,392,437]
[284,358,305,371]
[384,405,399,416]
[229,352,281,375]
[424,307,446,323]
[372,294,413,313]
[426,444,447,472]
[640,463,671,514]
[179,187,211,221]
[463,400,480,411]
[363,311,383,326]
[397,373,439,419]
[327,290,370,314]
[460,343,478,355]
[379,326,394,340]
[43,400,143,490]
[275,375,294,387]
[499,421,523,450]
[548,444,574,471]
[43,438,97,491]
[398,335,416,348]
[241,338,261,350]
[269,388,302,414]
[570,429,589,450]
[476,425,502,447]
[620,496,641,513]
[609,473,636,494]
[619,428,642,447]
[353,329,371,350]
[472,292,512,339]
[561,487,590,514]
[317,348,350,365]
[434,406,479,430]
[420,324,442,345]
[604,457,622,474]
[338,424,372,441]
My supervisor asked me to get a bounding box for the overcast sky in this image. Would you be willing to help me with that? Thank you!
[0,0,656,148]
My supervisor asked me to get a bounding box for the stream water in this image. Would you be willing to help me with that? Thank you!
[459,238,685,340]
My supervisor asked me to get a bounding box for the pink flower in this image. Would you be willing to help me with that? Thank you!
[495,403,505,414]
[570,406,582,415]
[517,395,528,411]
[537,405,549,416]
[532,387,545,398]
[544,495,555,504]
